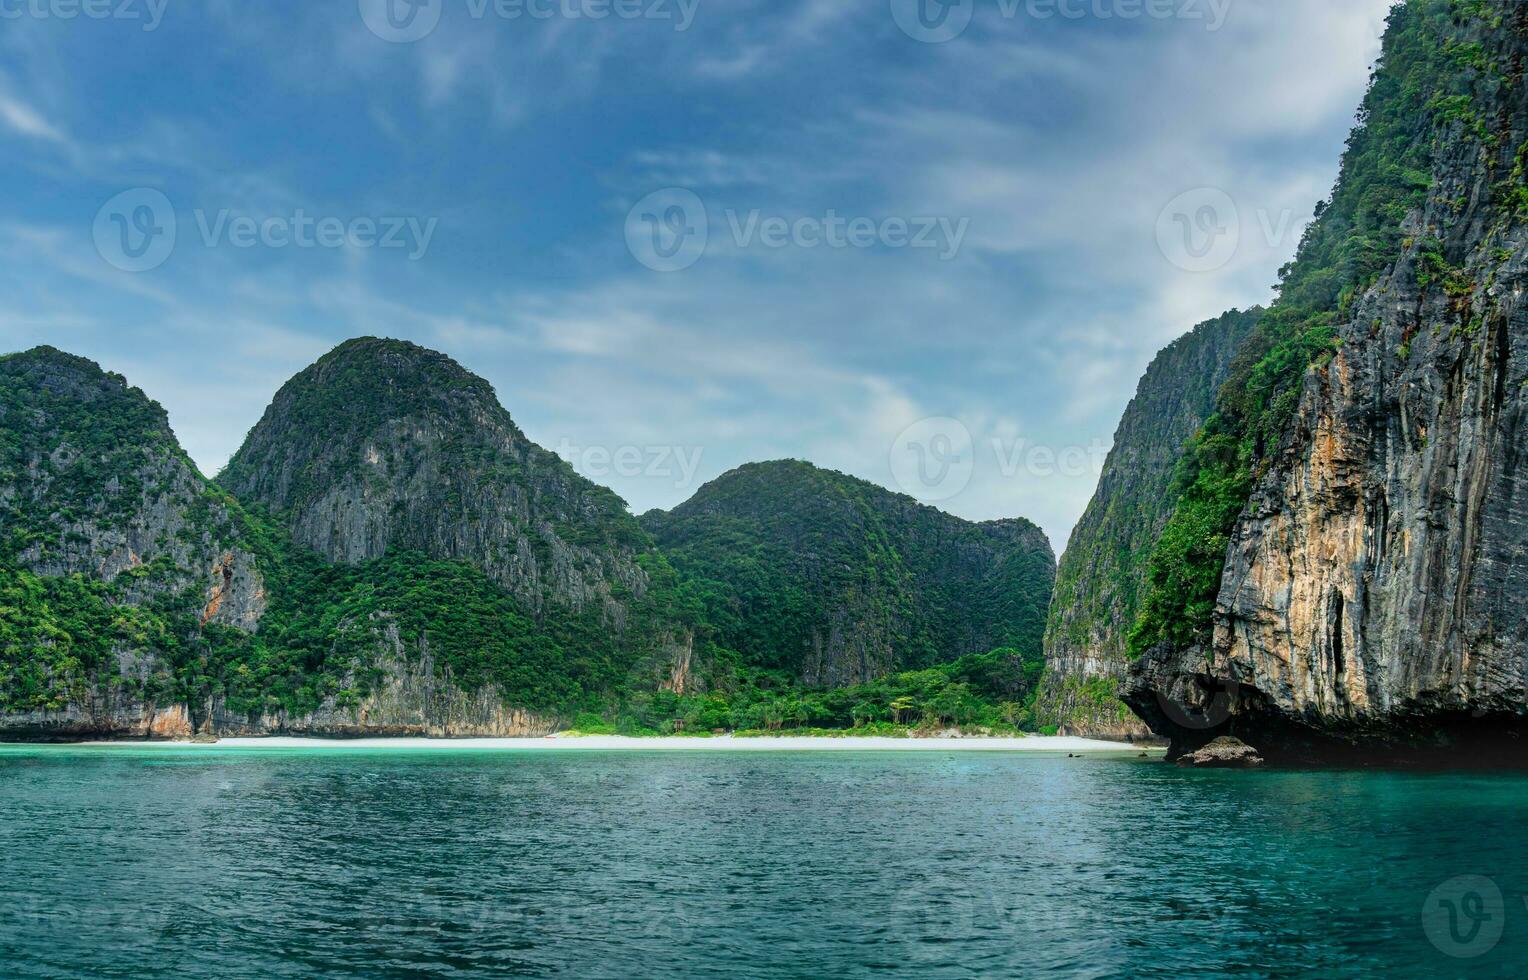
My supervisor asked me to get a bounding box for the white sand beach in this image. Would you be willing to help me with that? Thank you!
[71,734,1161,753]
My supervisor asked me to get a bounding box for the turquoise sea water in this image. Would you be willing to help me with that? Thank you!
[1,746,1526,978]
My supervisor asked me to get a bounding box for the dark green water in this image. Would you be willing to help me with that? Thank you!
[1,746,1526,978]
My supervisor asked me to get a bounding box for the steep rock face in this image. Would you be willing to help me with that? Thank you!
[1036,310,1259,738]
[0,348,266,627]
[643,460,1055,687]
[221,338,653,625]
[0,348,266,732]
[1128,1,1528,763]
[4,653,558,741]
[205,627,559,739]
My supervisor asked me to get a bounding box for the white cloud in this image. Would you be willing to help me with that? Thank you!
[0,0,1403,553]
[0,94,64,142]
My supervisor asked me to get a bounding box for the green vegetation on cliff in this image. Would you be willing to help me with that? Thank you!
[0,347,251,715]
[1,346,1057,735]
[643,460,1055,687]
[0,345,685,723]
[0,569,148,712]
[1036,308,1259,734]
[211,544,654,718]
[0,348,182,553]
[214,337,703,720]
[1130,0,1506,656]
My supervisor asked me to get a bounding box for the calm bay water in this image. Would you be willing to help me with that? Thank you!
[1,746,1526,978]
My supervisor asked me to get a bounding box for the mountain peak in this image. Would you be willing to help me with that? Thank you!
[220,337,652,605]
[675,458,1046,542]
[293,337,500,410]
[1,345,174,448]
[6,344,88,365]
[5,345,119,391]
[318,335,462,367]
[221,338,518,513]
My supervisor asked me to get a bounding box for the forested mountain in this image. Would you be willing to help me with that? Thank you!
[0,347,266,737]
[643,460,1056,689]
[0,341,699,737]
[221,338,654,619]
[219,337,701,715]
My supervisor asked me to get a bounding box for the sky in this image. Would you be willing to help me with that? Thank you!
[1,0,1396,550]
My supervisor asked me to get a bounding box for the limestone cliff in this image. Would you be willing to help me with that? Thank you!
[211,338,696,732]
[221,337,653,624]
[1036,310,1259,739]
[1126,0,1528,763]
[0,348,266,735]
[5,652,558,741]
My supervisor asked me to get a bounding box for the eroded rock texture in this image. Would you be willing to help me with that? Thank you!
[221,337,653,626]
[1037,310,1259,739]
[2,348,266,629]
[0,349,267,737]
[1129,2,1528,763]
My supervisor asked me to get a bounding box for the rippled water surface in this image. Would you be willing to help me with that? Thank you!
[2,746,1527,978]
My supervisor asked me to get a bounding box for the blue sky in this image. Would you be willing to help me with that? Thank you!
[1,0,1394,548]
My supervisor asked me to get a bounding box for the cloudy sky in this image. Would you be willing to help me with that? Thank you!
[1,0,1395,549]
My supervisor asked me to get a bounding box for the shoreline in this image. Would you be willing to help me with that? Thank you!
[5,734,1161,754]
